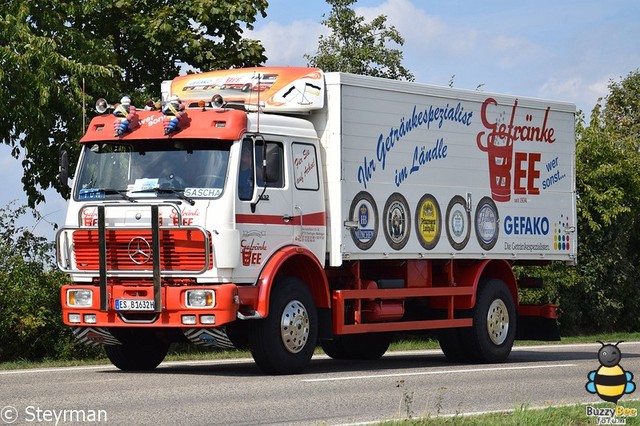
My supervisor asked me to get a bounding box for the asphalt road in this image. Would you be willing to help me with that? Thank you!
[1,342,639,425]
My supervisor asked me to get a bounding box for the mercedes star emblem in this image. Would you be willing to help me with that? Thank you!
[128,236,152,264]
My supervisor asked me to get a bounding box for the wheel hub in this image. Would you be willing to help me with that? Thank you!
[487,299,509,345]
[280,300,310,353]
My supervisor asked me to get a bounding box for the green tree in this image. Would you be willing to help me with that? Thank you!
[305,0,414,81]
[518,71,640,334]
[0,0,268,207]
[538,71,640,334]
[0,202,100,361]
[572,71,640,333]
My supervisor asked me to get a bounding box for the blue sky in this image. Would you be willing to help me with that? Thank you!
[252,0,639,114]
[1,0,639,239]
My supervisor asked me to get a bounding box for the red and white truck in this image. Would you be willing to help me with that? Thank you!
[57,67,576,374]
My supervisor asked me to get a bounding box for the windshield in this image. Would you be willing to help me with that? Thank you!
[74,139,232,201]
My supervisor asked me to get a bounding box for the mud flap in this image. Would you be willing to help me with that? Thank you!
[516,304,561,341]
[183,327,235,349]
[72,327,121,346]
[516,316,561,341]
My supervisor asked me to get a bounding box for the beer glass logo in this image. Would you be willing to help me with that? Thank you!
[477,98,516,202]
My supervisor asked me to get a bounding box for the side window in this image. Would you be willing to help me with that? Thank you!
[291,142,319,191]
[255,141,284,188]
[238,138,255,200]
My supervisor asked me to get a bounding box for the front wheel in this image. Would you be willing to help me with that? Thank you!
[104,340,169,371]
[467,278,516,363]
[248,277,318,374]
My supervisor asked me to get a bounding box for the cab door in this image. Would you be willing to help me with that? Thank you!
[234,136,292,281]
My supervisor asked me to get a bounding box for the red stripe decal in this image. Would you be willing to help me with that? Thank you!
[236,212,326,226]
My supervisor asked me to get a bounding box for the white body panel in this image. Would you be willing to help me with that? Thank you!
[310,73,577,266]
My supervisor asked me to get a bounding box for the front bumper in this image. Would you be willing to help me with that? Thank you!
[61,283,240,328]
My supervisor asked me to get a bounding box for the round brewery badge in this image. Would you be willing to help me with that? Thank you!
[445,195,471,251]
[475,196,499,250]
[383,193,411,250]
[348,191,378,250]
[415,194,441,250]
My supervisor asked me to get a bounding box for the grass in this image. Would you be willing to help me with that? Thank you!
[388,331,640,352]
[2,332,639,371]
[0,348,250,370]
[380,400,640,425]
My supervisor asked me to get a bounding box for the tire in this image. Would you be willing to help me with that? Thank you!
[104,340,169,371]
[319,338,350,360]
[437,328,472,362]
[248,277,318,375]
[321,334,391,360]
[466,278,516,363]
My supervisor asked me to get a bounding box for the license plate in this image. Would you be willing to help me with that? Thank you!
[115,299,155,311]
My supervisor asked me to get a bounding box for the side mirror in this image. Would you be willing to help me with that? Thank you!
[58,149,69,187]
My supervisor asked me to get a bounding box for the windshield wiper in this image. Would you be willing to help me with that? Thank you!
[132,188,195,206]
[80,188,137,202]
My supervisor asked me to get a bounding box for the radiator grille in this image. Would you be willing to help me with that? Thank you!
[73,229,211,272]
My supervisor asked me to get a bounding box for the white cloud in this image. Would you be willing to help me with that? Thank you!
[537,75,612,114]
[248,20,325,66]
[358,0,446,41]
[355,0,456,53]
[539,77,583,101]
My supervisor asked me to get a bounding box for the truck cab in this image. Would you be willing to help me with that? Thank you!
[58,68,330,373]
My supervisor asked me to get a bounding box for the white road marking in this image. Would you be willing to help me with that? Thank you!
[302,363,577,382]
[0,357,251,375]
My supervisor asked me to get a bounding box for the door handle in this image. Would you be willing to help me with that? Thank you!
[282,214,293,223]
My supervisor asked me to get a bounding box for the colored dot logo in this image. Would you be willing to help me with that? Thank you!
[554,214,570,251]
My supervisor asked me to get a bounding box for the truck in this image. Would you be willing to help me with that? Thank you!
[57,67,577,374]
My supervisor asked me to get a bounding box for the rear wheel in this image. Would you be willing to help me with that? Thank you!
[467,279,516,363]
[104,340,169,371]
[321,333,391,360]
[248,277,318,374]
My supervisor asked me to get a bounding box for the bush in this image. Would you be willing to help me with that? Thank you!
[0,202,101,362]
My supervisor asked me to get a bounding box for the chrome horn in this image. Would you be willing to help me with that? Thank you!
[95,98,114,114]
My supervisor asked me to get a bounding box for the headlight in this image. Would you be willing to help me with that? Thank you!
[185,289,215,308]
[67,289,93,307]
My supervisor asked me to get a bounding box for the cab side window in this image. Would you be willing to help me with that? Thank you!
[291,142,319,191]
[255,141,284,188]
